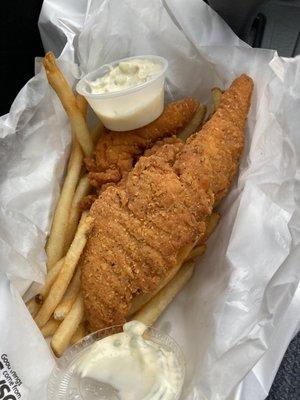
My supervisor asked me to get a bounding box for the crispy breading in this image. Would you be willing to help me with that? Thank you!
[84,98,199,190]
[175,75,253,205]
[81,75,254,331]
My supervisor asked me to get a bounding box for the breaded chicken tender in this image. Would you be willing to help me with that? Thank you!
[84,98,199,190]
[81,75,253,331]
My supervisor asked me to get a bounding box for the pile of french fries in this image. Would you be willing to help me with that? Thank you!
[26,52,221,358]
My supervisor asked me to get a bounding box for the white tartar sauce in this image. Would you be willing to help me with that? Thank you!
[90,59,163,94]
[75,321,183,400]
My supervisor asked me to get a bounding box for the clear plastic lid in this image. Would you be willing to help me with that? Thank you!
[76,55,168,131]
[47,324,185,400]
[76,55,168,99]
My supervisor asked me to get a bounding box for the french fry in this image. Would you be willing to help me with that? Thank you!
[54,267,81,320]
[64,175,90,252]
[35,212,93,328]
[43,52,93,157]
[91,123,103,144]
[212,87,223,112]
[35,257,65,304]
[46,144,83,269]
[185,244,206,261]
[76,94,88,117]
[130,212,220,316]
[51,294,85,357]
[178,104,207,141]
[63,116,99,252]
[205,212,220,239]
[41,318,61,338]
[132,261,195,326]
[185,212,219,261]
[70,322,87,345]
[46,93,88,270]
[129,243,194,316]
[26,298,40,318]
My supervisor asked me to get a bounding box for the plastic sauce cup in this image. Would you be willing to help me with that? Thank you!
[76,55,168,131]
[47,324,185,400]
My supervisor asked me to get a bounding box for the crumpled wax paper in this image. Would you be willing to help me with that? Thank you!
[0,1,300,399]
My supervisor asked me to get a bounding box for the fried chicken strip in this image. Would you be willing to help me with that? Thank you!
[84,98,200,190]
[81,75,253,331]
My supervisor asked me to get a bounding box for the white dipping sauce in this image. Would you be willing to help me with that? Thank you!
[89,59,163,94]
[79,57,167,131]
[75,321,182,400]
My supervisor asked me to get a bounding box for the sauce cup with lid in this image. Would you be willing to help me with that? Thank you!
[76,55,168,131]
[47,321,185,400]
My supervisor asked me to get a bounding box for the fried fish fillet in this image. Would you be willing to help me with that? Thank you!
[84,98,200,190]
[81,75,253,331]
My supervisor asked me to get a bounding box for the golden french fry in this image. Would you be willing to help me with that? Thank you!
[70,322,87,345]
[35,257,65,304]
[185,212,219,261]
[43,52,93,157]
[54,267,81,321]
[205,212,220,239]
[46,142,83,270]
[129,243,194,316]
[76,94,88,117]
[46,91,89,270]
[35,212,93,328]
[51,294,85,357]
[178,104,207,141]
[130,213,219,316]
[26,298,41,318]
[186,244,206,262]
[133,261,195,326]
[41,318,61,338]
[64,175,91,252]
[91,123,103,144]
[184,212,219,262]
[212,87,223,112]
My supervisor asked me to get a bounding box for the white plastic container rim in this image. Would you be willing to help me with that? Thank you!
[76,55,168,99]
[47,324,185,400]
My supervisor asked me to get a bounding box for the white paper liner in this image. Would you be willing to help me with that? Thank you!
[0,1,299,399]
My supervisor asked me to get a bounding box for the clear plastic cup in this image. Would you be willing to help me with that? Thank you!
[76,55,168,131]
[47,324,185,400]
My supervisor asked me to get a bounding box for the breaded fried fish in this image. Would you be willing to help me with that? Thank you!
[81,75,253,331]
[84,98,200,190]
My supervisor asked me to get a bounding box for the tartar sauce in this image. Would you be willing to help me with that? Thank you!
[75,321,183,400]
[89,59,163,94]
